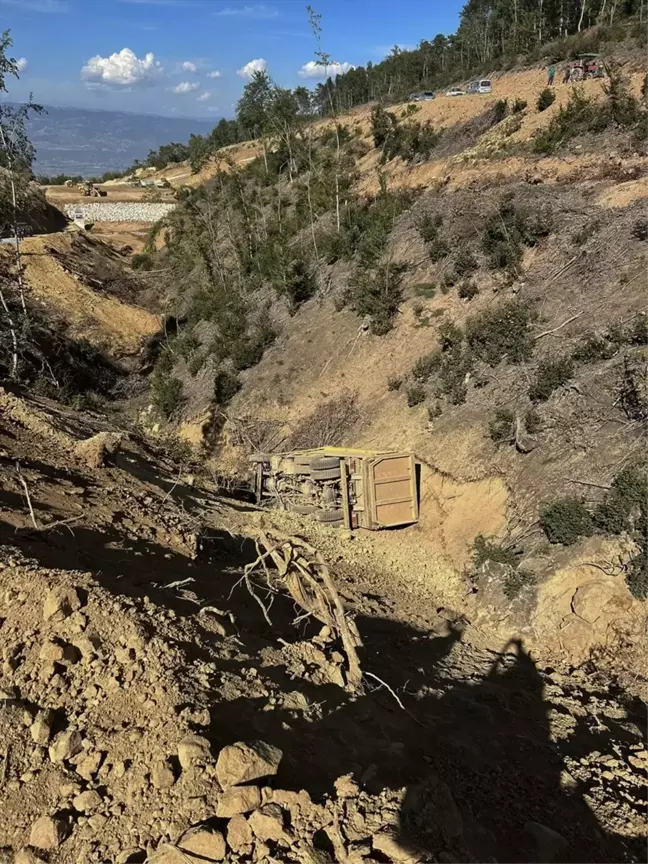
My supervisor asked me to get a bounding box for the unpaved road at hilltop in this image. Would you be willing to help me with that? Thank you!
[0,387,645,863]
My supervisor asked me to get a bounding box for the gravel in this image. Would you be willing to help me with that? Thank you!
[64,202,175,223]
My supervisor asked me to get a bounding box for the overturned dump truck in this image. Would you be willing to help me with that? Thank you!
[250,447,419,530]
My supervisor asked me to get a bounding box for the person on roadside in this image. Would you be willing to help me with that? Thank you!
[562,64,571,84]
[547,64,556,86]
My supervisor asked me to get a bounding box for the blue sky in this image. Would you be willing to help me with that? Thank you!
[2,0,464,119]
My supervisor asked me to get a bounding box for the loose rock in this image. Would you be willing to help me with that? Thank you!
[43,586,82,621]
[49,730,83,763]
[73,789,102,813]
[29,815,66,850]
[215,740,282,788]
[216,785,261,817]
[177,734,212,770]
[227,815,254,855]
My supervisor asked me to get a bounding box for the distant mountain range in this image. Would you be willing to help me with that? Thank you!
[20,105,216,177]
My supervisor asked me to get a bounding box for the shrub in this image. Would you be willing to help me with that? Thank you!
[213,370,241,405]
[594,463,647,536]
[429,236,450,262]
[473,533,518,568]
[412,352,441,382]
[512,99,527,114]
[438,319,463,352]
[529,356,574,402]
[572,331,619,363]
[491,99,509,123]
[280,258,316,313]
[536,88,556,112]
[631,217,648,241]
[132,252,153,271]
[454,248,478,277]
[539,498,594,545]
[406,383,426,407]
[348,262,405,335]
[571,220,600,246]
[412,282,436,298]
[626,547,648,600]
[370,105,399,149]
[387,376,402,391]
[489,408,515,444]
[458,280,479,300]
[619,355,648,422]
[532,88,601,154]
[152,375,184,418]
[525,408,542,434]
[418,213,443,243]
[465,299,536,366]
[626,315,648,345]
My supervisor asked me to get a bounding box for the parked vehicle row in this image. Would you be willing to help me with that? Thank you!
[408,79,493,103]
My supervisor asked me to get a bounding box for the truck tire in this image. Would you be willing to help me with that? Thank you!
[310,456,340,471]
[312,466,342,481]
[293,457,312,476]
[286,501,318,515]
[314,509,344,525]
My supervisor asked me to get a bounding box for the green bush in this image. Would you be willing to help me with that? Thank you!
[529,356,574,402]
[454,248,478,277]
[533,88,600,154]
[540,498,594,545]
[280,257,316,313]
[627,316,648,345]
[438,319,463,352]
[132,252,153,271]
[481,198,550,274]
[572,331,619,363]
[412,352,441,382]
[594,463,647,536]
[489,408,515,444]
[631,218,648,241]
[348,262,405,335]
[458,280,479,300]
[387,376,402,391]
[412,282,436,298]
[429,236,450,262]
[473,533,519,568]
[417,213,443,243]
[536,87,556,112]
[406,383,426,407]
[491,99,509,123]
[626,547,647,600]
[214,370,241,405]
[152,375,184,418]
[465,299,536,366]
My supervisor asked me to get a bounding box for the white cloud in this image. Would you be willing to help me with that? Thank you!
[16,58,28,73]
[298,60,354,79]
[172,81,200,94]
[216,4,277,18]
[207,70,222,79]
[237,58,267,80]
[197,91,211,101]
[181,61,198,73]
[81,48,163,87]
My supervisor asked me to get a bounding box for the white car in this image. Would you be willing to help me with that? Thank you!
[446,88,465,97]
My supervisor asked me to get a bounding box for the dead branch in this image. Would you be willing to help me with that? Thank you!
[567,478,612,490]
[0,285,18,377]
[240,527,363,691]
[535,311,584,340]
[15,464,38,530]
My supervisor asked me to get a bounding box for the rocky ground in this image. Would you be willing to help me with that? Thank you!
[0,386,645,864]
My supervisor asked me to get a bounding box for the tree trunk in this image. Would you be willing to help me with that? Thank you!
[577,0,587,31]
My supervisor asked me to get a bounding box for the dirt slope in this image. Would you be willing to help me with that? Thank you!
[5,233,159,358]
[0,386,646,864]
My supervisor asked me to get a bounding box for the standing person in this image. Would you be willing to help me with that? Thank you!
[547,64,556,86]
[562,64,571,84]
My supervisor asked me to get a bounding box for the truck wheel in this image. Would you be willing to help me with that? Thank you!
[293,457,313,475]
[314,509,344,525]
[310,456,340,471]
[312,466,342,480]
[286,501,318,515]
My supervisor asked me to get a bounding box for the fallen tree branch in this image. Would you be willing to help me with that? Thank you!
[535,310,584,340]
[567,478,612,490]
[15,464,38,530]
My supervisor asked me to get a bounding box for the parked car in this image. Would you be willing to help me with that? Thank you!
[467,79,493,94]
[408,91,436,102]
[446,88,465,97]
